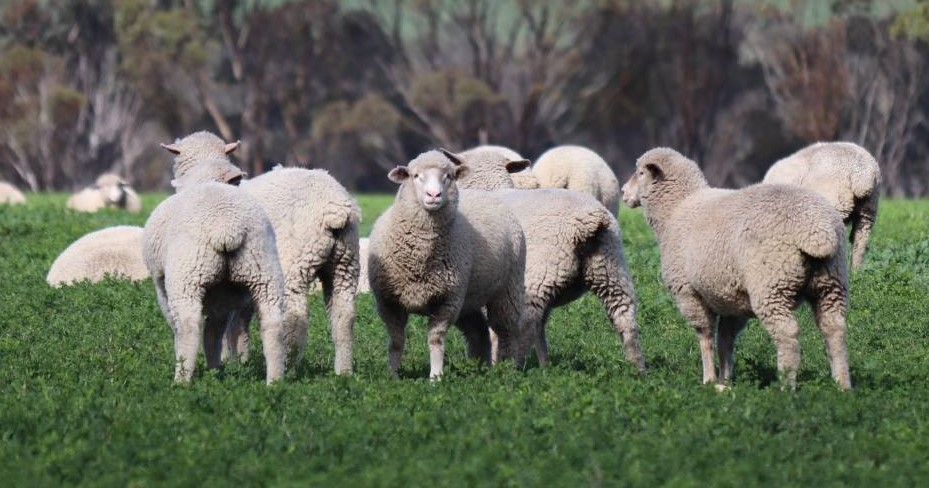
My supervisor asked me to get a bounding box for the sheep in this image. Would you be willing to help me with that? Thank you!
[449,149,645,373]
[0,181,26,205]
[367,150,527,380]
[143,178,286,384]
[162,135,361,374]
[460,145,539,189]
[46,226,149,287]
[160,130,240,179]
[66,173,142,213]
[356,237,370,294]
[622,147,851,390]
[762,141,880,270]
[532,145,621,215]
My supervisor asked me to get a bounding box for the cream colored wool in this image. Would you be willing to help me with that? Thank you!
[532,145,620,214]
[763,141,880,270]
[368,150,527,379]
[47,226,148,287]
[623,147,851,390]
[161,130,240,179]
[452,149,644,373]
[143,180,286,384]
[460,145,539,189]
[66,173,142,213]
[0,181,26,204]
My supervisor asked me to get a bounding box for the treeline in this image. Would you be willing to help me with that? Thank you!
[1,0,928,195]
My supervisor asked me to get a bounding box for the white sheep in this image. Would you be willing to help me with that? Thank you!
[532,145,621,215]
[762,141,880,270]
[163,136,361,374]
[46,226,149,287]
[143,178,286,384]
[0,181,26,205]
[622,147,851,390]
[449,149,645,373]
[66,173,142,213]
[460,145,538,189]
[160,130,240,178]
[368,150,527,379]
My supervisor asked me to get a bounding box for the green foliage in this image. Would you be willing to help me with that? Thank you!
[1,195,928,485]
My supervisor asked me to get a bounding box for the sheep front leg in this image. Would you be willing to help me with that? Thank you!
[717,316,747,384]
[377,303,408,378]
[675,290,718,385]
[427,311,457,380]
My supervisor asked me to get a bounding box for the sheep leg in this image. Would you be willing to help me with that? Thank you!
[675,290,718,385]
[320,268,357,376]
[486,284,526,366]
[280,290,309,369]
[221,305,253,363]
[583,242,646,374]
[253,298,285,384]
[757,310,801,390]
[518,300,550,366]
[717,316,747,384]
[808,269,851,390]
[171,297,204,383]
[457,311,491,365]
[153,276,173,330]
[202,311,225,370]
[426,310,457,380]
[378,303,408,378]
[849,193,877,270]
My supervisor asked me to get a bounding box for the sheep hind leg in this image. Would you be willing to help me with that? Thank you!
[320,268,357,376]
[808,269,851,390]
[486,285,527,366]
[171,297,204,383]
[252,296,285,384]
[582,244,646,374]
[457,311,491,365]
[202,311,226,370]
[849,193,877,270]
[221,305,253,363]
[280,290,309,370]
[756,309,801,391]
[717,316,747,385]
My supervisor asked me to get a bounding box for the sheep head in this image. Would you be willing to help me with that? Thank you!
[170,157,247,192]
[623,147,707,209]
[389,149,470,212]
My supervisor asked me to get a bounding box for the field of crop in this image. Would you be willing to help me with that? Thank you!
[1,194,928,486]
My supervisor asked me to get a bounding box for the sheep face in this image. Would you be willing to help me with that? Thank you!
[621,169,650,208]
[389,150,471,212]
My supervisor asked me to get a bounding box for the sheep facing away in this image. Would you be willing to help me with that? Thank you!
[532,145,621,215]
[459,145,538,189]
[368,150,527,379]
[623,147,850,390]
[66,173,142,213]
[762,141,880,270]
[0,181,26,205]
[143,179,286,383]
[449,149,645,373]
[163,134,361,375]
[47,226,149,287]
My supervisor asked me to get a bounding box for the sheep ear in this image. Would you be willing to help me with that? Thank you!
[388,166,410,184]
[454,164,471,181]
[227,174,244,186]
[504,159,531,173]
[224,140,240,154]
[161,143,181,155]
[439,148,465,166]
[169,178,182,189]
[644,161,664,180]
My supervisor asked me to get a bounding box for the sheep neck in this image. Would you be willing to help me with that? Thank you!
[390,192,458,270]
[643,173,707,239]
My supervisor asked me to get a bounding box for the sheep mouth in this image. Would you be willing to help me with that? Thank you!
[422,198,444,210]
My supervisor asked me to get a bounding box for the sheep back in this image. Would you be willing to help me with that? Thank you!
[532,145,620,213]
[0,181,26,204]
[47,226,148,287]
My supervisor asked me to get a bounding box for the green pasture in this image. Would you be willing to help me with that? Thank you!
[1,194,927,486]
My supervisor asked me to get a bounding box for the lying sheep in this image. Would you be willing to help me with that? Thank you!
[532,145,620,214]
[450,149,645,373]
[762,141,880,270]
[0,181,26,205]
[460,145,538,189]
[66,173,142,213]
[143,176,286,384]
[368,150,526,379]
[163,134,361,374]
[623,147,851,390]
[47,226,149,287]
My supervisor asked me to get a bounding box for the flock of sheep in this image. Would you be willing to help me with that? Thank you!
[2,131,881,390]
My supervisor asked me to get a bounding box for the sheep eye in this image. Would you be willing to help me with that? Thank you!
[414,174,423,181]
[443,174,450,182]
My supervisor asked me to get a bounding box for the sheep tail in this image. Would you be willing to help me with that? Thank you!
[322,200,362,232]
[793,208,842,259]
[207,222,248,254]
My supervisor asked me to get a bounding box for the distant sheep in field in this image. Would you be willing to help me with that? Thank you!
[0,181,26,205]
[460,145,538,189]
[623,147,850,390]
[762,141,880,270]
[533,145,620,215]
[67,173,142,213]
[46,226,149,287]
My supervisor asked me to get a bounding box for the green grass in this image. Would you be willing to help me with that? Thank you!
[1,194,928,486]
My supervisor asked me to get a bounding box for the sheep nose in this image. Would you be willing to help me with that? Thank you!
[425,189,442,199]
